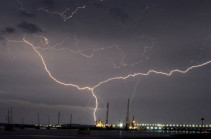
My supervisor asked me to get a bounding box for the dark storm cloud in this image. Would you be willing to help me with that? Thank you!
[0,27,15,41]
[1,27,16,34]
[17,21,42,33]
[41,0,56,8]
[0,0,211,125]
[0,91,6,93]
[92,1,106,9]
[0,36,4,40]
[19,9,36,18]
[110,8,130,23]
[0,36,6,46]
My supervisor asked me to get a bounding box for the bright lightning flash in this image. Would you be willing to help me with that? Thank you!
[2,0,206,125]
[6,35,211,123]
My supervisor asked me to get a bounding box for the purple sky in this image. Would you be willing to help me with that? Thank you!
[0,0,211,125]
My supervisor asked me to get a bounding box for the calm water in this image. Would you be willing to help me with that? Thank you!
[0,128,203,139]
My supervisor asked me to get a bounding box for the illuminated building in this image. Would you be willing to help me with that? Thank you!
[95,118,106,128]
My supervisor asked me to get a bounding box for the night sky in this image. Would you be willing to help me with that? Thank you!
[0,0,211,125]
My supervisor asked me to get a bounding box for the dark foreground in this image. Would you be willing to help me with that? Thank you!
[0,128,211,139]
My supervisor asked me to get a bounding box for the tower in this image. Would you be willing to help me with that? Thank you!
[125,99,130,129]
[106,102,109,126]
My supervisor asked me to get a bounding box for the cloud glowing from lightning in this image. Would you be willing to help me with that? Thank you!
[4,1,211,123]
[33,34,121,61]
[16,0,152,69]
[17,35,211,122]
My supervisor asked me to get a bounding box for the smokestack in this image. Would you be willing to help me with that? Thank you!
[106,102,109,125]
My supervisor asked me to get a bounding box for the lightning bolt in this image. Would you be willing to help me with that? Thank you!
[5,35,211,123]
[92,60,211,89]
[72,35,120,58]
[37,5,86,21]
[6,1,211,123]
[34,34,150,70]
[130,79,140,105]
[16,0,154,70]
[111,37,153,69]
[17,0,86,22]
[33,34,121,59]
[22,36,98,121]
[22,37,91,91]
[111,48,150,69]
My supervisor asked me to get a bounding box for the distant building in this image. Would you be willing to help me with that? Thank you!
[95,118,105,128]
